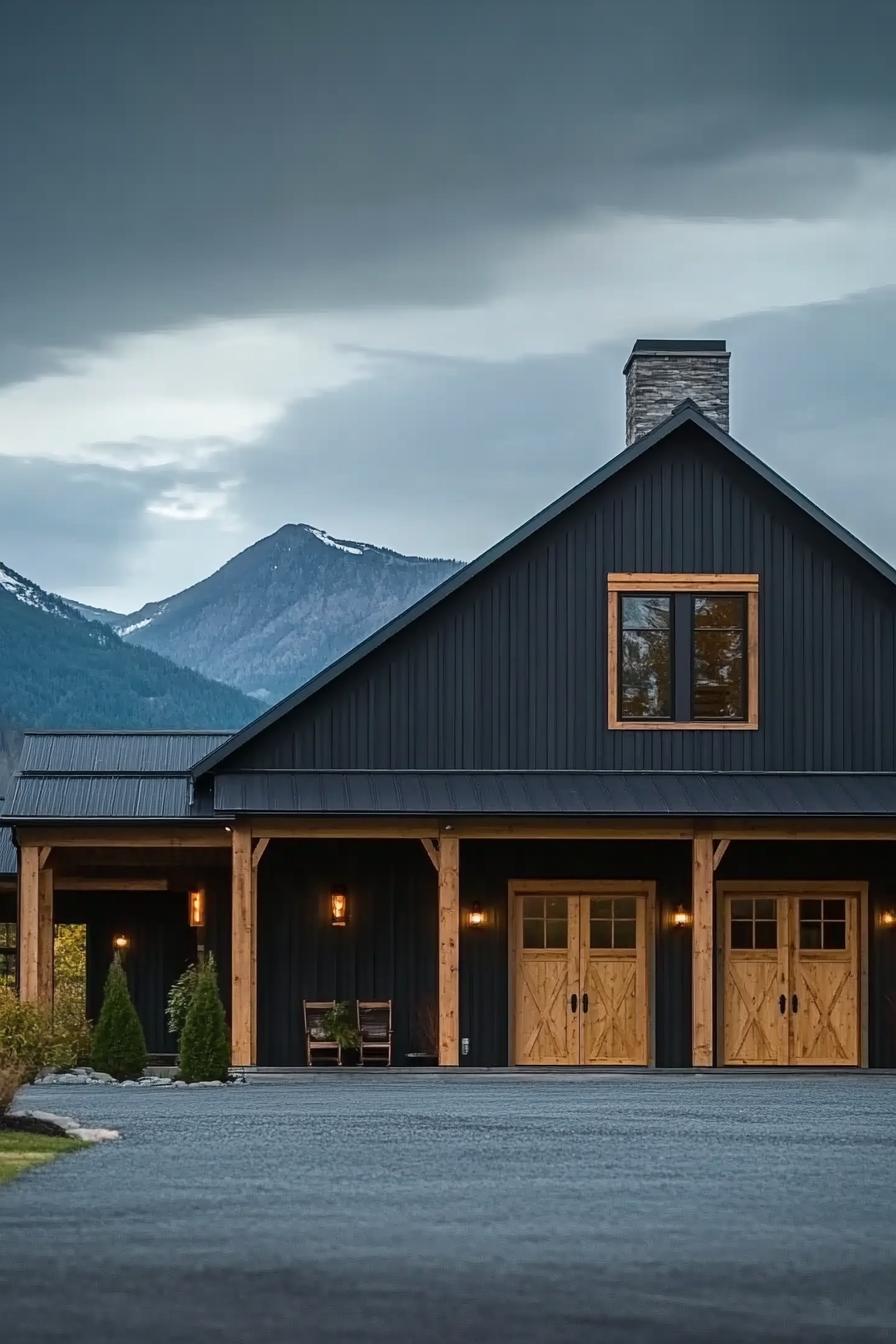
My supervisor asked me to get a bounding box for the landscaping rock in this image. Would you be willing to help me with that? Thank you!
[68,1127,120,1143]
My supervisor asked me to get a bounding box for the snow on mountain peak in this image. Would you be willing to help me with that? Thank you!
[307,526,366,556]
[0,562,72,618]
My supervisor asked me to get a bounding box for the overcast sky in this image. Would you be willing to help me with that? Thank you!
[2,0,895,612]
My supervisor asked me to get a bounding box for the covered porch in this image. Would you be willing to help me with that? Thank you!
[11,814,896,1069]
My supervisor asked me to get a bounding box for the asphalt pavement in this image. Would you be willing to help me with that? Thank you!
[1,1073,894,1343]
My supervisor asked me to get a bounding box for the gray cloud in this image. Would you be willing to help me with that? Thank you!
[1,2,895,611]
[2,1,895,349]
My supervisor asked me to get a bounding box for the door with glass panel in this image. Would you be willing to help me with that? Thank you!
[512,884,651,1066]
[722,886,861,1066]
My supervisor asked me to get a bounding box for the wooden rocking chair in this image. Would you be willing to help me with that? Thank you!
[357,1000,392,1066]
[304,1000,341,1066]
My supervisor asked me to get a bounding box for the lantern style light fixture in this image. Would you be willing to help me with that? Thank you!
[881,908,896,929]
[112,933,130,952]
[672,905,691,930]
[187,887,206,929]
[468,902,485,928]
[330,885,348,927]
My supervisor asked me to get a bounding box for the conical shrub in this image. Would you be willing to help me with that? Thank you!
[179,958,229,1083]
[91,954,147,1081]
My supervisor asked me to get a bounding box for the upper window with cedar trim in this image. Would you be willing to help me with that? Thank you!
[607,574,759,730]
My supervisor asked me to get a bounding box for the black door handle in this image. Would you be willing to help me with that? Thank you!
[570,993,578,1013]
[582,993,589,1014]
[791,994,799,1014]
[779,994,786,1015]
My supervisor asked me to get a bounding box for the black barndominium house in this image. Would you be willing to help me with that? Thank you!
[3,339,896,1070]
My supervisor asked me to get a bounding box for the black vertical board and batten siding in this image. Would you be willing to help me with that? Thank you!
[226,425,896,774]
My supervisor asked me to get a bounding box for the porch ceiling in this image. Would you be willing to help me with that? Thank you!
[213,770,896,818]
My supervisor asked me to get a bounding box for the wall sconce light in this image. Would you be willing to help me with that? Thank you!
[112,933,130,953]
[468,902,485,928]
[881,908,896,929]
[672,905,692,930]
[188,887,206,929]
[330,886,347,927]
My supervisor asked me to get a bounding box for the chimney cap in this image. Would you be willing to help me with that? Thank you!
[624,338,728,375]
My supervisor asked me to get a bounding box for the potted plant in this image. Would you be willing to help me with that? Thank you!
[320,1001,361,1065]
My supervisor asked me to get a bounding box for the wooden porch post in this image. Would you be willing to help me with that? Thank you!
[18,846,40,1003]
[692,831,715,1066]
[231,823,256,1066]
[37,867,54,1005]
[438,834,460,1066]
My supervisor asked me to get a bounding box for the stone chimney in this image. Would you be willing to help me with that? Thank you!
[624,339,730,446]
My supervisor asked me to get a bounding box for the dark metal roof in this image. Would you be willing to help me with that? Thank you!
[194,403,896,778]
[19,731,231,774]
[6,775,193,821]
[213,770,896,818]
[0,827,15,877]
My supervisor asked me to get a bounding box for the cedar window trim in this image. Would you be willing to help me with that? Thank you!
[607,573,759,731]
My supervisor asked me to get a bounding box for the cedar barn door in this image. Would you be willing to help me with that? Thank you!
[513,885,651,1066]
[722,887,860,1066]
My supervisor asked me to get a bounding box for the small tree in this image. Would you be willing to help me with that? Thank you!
[179,958,229,1083]
[91,955,147,1081]
[166,961,201,1039]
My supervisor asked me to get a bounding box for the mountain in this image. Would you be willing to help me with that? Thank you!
[0,560,257,795]
[84,524,463,704]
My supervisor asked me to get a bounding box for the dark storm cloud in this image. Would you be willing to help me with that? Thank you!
[2,0,895,349]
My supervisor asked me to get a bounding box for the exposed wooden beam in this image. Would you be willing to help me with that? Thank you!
[18,846,40,1004]
[250,819,439,840]
[437,835,460,1067]
[38,847,52,870]
[37,868,54,1004]
[15,827,231,849]
[420,838,440,872]
[712,839,730,871]
[53,877,169,891]
[251,837,270,870]
[231,823,256,1067]
[692,832,715,1067]
[709,826,896,841]
[452,823,695,840]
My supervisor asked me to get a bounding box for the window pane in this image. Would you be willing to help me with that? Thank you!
[754,920,777,950]
[755,899,775,921]
[731,899,753,921]
[800,899,822,922]
[731,920,753,949]
[591,898,613,920]
[523,919,544,949]
[800,920,822,950]
[693,630,744,719]
[613,896,636,920]
[523,896,543,920]
[545,897,567,920]
[545,919,568,949]
[590,919,612,948]
[693,596,745,628]
[621,595,670,630]
[621,629,672,718]
[822,921,846,950]
[823,899,846,922]
[614,920,636,949]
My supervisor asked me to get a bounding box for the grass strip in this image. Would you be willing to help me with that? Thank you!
[0,1131,89,1187]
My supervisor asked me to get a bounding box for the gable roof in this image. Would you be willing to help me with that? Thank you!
[193,402,896,776]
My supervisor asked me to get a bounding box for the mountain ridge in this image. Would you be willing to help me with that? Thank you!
[74,522,463,704]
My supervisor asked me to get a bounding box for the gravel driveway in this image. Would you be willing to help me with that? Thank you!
[1,1073,894,1343]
